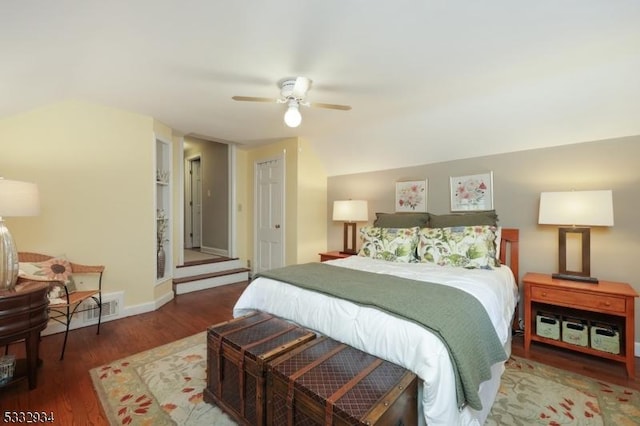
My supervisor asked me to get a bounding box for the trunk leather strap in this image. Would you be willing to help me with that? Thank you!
[286,342,347,426]
[211,313,272,399]
[239,348,246,416]
[243,323,297,352]
[217,313,272,338]
[241,322,299,417]
[325,358,383,425]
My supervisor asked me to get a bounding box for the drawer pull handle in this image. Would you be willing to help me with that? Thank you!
[604,302,611,306]
[541,292,547,297]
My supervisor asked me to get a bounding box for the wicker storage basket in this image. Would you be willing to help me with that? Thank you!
[0,354,16,386]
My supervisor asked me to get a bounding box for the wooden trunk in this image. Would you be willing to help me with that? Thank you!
[204,312,316,426]
[267,336,418,426]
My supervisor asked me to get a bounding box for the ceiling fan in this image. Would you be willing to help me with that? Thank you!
[232,76,351,128]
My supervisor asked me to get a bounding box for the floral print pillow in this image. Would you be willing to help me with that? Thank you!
[417,226,498,269]
[19,256,77,293]
[358,226,419,263]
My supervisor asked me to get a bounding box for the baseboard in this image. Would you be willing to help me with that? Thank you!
[41,290,174,336]
[154,289,174,309]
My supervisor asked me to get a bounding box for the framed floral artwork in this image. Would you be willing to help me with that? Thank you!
[395,180,427,212]
[450,172,494,211]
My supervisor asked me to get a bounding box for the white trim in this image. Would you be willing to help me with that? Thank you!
[154,289,175,310]
[180,139,236,264]
[229,144,237,259]
[154,133,174,285]
[174,272,249,295]
[176,136,185,265]
[174,258,243,279]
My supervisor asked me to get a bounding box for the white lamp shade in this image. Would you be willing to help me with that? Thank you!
[333,200,368,222]
[0,179,40,217]
[538,190,613,227]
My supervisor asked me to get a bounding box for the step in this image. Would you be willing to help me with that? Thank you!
[180,256,233,267]
[173,267,250,295]
[174,257,244,279]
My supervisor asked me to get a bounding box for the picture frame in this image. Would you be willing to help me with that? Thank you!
[395,180,428,212]
[450,171,494,211]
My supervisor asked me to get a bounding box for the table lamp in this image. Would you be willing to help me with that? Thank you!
[333,200,368,255]
[0,178,40,290]
[538,190,613,283]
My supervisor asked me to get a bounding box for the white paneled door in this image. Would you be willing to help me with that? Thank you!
[254,155,284,274]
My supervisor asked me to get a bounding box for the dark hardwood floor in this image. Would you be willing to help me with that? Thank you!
[2,282,638,424]
[0,282,248,424]
[511,331,640,391]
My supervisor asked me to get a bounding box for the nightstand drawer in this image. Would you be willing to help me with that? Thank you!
[531,286,626,314]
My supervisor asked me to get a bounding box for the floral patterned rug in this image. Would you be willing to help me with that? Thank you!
[90,332,234,426]
[486,357,640,425]
[91,332,640,425]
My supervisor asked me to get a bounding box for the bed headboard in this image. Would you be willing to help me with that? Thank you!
[499,228,519,282]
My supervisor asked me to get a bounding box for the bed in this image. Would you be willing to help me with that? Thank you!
[234,219,519,426]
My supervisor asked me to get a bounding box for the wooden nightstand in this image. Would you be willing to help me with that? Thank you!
[319,251,353,262]
[523,272,638,377]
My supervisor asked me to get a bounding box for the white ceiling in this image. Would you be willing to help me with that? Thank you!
[2,1,639,176]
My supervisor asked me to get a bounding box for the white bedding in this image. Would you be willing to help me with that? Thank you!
[233,256,519,426]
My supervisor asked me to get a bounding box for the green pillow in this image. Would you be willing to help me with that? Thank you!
[373,212,430,228]
[428,210,498,228]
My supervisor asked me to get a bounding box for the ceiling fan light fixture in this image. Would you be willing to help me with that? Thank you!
[284,101,302,128]
[232,76,351,125]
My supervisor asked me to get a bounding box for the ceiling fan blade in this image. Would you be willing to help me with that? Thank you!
[309,102,352,111]
[292,77,311,98]
[232,96,278,103]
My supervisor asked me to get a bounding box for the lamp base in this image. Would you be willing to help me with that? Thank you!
[552,272,599,284]
[0,219,19,290]
[342,222,358,255]
[339,249,358,256]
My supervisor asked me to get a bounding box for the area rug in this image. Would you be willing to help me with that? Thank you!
[486,357,640,425]
[91,332,640,425]
[90,332,234,426]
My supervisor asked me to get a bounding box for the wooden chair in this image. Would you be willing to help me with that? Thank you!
[18,252,105,360]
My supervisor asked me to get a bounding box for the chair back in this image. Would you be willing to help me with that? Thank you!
[18,252,54,263]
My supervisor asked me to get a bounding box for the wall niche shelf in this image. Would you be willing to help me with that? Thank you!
[155,136,172,283]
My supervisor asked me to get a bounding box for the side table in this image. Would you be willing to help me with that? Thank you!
[319,251,353,262]
[0,281,50,389]
[523,272,638,377]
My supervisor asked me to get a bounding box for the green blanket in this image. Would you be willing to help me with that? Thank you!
[256,262,507,411]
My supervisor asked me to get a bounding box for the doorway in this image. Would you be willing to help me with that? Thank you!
[181,137,232,265]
